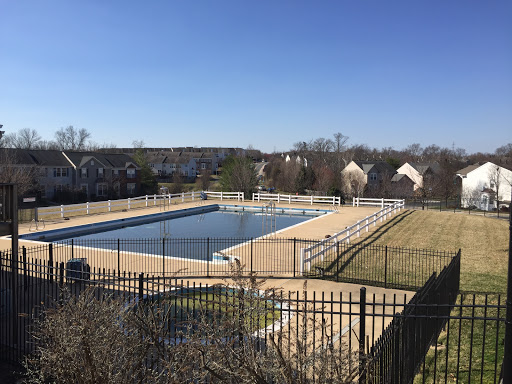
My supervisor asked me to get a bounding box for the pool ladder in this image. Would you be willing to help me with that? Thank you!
[262,201,277,237]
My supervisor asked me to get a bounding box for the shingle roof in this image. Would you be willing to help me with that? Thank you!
[408,162,440,175]
[456,164,481,176]
[353,161,396,175]
[0,149,72,166]
[65,152,139,168]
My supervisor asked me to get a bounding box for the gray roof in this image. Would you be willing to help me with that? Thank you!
[456,163,481,176]
[408,162,440,175]
[391,174,413,182]
[65,152,139,169]
[353,161,396,175]
[0,149,72,166]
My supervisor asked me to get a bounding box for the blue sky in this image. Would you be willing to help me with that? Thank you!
[1,1,511,153]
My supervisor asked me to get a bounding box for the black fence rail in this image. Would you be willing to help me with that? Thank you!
[405,198,511,220]
[304,242,457,291]
[6,239,457,292]
[0,248,506,383]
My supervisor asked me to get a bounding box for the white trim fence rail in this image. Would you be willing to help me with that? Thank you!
[252,192,341,206]
[352,197,404,208]
[35,191,244,220]
[300,199,405,274]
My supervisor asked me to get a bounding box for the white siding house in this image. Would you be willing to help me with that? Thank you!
[457,162,512,210]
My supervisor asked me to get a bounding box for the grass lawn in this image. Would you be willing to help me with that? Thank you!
[348,209,509,293]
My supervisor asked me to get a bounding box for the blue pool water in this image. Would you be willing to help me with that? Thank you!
[27,206,326,261]
[67,210,317,241]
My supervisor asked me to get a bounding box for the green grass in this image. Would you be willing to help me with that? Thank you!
[414,294,505,384]
[346,210,509,293]
[157,290,282,331]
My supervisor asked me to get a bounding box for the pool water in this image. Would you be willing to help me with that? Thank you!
[68,210,317,241]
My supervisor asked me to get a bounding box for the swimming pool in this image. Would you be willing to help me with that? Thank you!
[20,205,328,261]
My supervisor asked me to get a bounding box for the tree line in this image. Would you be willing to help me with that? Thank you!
[0,126,116,151]
[264,133,512,199]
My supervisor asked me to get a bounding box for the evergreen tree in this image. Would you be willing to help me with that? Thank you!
[133,149,158,195]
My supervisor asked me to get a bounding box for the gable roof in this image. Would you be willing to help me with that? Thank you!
[408,162,440,175]
[353,161,396,175]
[456,163,482,176]
[65,152,139,169]
[0,149,72,167]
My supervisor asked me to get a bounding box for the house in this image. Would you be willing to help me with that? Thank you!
[64,152,141,199]
[456,162,512,210]
[390,174,415,198]
[343,161,396,187]
[396,162,440,192]
[147,152,197,179]
[0,149,75,200]
[285,154,308,167]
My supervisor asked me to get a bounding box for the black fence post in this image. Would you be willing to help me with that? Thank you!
[250,237,253,275]
[49,243,53,283]
[71,238,74,259]
[359,287,367,383]
[293,237,296,278]
[162,238,165,277]
[22,246,27,291]
[117,239,120,273]
[59,262,65,305]
[207,237,210,278]
[384,245,388,289]
[336,241,340,282]
[138,273,144,302]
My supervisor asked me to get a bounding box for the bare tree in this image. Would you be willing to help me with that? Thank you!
[4,128,42,149]
[0,149,39,195]
[196,169,211,191]
[54,126,91,151]
[132,139,145,149]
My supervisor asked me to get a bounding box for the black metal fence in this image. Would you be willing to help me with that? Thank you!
[304,242,457,291]
[0,246,506,382]
[405,198,511,221]
[9,238,457,291]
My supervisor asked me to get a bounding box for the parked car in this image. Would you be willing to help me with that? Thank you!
[258,185,266,191]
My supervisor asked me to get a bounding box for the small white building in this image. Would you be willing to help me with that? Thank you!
[456,162,512,210]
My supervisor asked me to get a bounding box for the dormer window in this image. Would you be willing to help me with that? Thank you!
[369,173,378,181]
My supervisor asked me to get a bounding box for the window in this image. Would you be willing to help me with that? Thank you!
[127,183,136,195]
[97,168,104,178]
[81,168,88,178]
[54,184,63,193]
[112,169,119,176]
[97,183,107,197]
[53,168,68,177]
[91,160,94,166]
[369,173,378,181]
[201,163,206,169]
[127,168,136,178]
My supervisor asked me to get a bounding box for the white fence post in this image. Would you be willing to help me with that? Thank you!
[154,194,157,206]
[145,195,148,207]
[128,198,131,210]
[61,205,64,218]
[357,223,360,237]
[86,202,90,215]
[346,229,350,244]
[366,216,369,232]
[221,192,223,201]
[277,194,280,203]
[310,195,313,205]
[182,192,185,203]
[108,200,111,212]
[381,198,384,208]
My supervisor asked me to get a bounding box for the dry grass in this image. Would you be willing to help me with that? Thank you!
[348,209,509,293]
